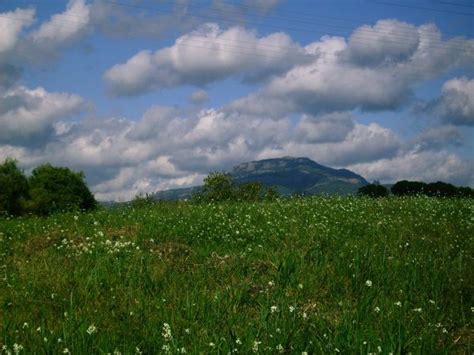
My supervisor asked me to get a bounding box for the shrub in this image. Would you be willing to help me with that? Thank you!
[424,181,458,197]
[358,184,389,197]
[0,159,29,216]
[28,164,96,215]
[391,180,427,196]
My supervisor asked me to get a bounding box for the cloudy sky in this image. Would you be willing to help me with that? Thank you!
[0,0,473,200]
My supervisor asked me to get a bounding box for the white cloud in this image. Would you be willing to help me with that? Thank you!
[0,86,84,144]
[30,0,90,46]
[349,150,474,186]
[433,77,474,126]
[344,19,420,66]
[0,8,35,54]
[104,23,308,95]
[230,21,474,117]
[295,112,354,143]
[412,125,464,151]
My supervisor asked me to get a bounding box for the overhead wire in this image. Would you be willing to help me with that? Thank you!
[4,0,472,52]
[103,0,474,52]
[0,0,472,60]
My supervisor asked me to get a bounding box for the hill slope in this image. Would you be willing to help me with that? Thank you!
[153,157,368,200]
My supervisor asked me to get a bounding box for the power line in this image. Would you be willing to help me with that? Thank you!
[1,0,472,58]
[104,0,474,52]
[438,1,474,8]
[373,1,474,16]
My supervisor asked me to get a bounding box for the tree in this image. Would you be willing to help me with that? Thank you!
[28,164,96,215]
[391,180,427,196]
[457,186,474,198]
[0,159,29,216]
[198,172,235,202]
[425,181,458,197]
[236,182,263,201]
[358,184,388,197]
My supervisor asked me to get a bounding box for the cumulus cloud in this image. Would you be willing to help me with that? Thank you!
[1,100,472,200]
[431,77,474,126]
[349,150,474,186]
[0,7,35,54]
[104,23,308,96]
[412,125,464,152]
[0,86,84,145]
[229,20,474,117]
[344,19,420,66]
[295,112,355,143]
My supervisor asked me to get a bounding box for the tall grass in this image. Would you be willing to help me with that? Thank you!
[0,196,472,354]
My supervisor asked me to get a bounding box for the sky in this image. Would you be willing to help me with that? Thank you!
[0,0,473,201]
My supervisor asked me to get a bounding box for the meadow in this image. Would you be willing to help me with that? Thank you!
[0,196,472,354]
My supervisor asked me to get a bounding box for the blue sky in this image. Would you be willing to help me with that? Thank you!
[0,0,473,200]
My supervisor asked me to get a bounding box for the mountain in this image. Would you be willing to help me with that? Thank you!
[152,157,368,200]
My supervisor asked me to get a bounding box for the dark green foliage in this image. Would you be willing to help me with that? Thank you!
[0,159,29,216]
[236,181,264,201]
[358,184,389,197]
[195,172,279,202]
[391,180,427,196]
[130,193,156,209]
[457,186,474,198]
[199,172,235,202]
[265,186,279,201]
[424,181,458,197]
[28,164,96,215]
[391,180,473,198]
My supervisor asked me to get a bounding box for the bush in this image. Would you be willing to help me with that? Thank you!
[28,164,96,215]
[358,184,388,197]
[131,193,156,209]
[195,172,280,202]
[424,181,458,197]
[391,180,427,196]
[197,172,235,202]
[0,159,29,216]
[456,186,474,198]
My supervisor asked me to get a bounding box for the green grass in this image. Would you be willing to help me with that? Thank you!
[0,196,472,354]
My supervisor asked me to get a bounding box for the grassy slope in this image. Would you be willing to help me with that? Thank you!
[0,197,472,354]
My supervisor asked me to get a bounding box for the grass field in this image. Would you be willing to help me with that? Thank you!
[0,197,472,354]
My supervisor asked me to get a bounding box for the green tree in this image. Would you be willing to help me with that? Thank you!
[131,193,156,209]
[0,159,29,216]
[236,182,263,201]
[358,184,389,197]
[391,180,427,196]
[424,181,458,197]
[198,172,235,202]
[28,164,96,215]
[264,186,279,201]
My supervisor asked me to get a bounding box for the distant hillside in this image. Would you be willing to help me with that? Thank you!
[152,157,368,200]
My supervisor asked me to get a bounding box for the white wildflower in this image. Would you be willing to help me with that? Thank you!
[252,340,261,353]
[162,323,172,341]
[86,325,97,335]
[13,343,23,354]
[365,280,373,287]
[270,305,278,313]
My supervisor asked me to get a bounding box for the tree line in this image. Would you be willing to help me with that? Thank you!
[0,159,96,217]
[358,180,474,198]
